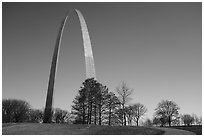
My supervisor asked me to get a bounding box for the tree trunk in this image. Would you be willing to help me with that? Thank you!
[127,114,132,126]
[94,104,97,125]
[89,102,92,124]
[98,104,102,125]
[122,103,126,126]
[124,113,126,126]
[82,103,85,124]
[87,104,90,124]
[136,119,139,126]
[98,110,101,125]
[168,116,171,127]
[120,114,123,126]
[130,114,132,126]
[108,107,111,125]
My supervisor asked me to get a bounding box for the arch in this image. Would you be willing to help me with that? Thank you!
[43,9,96,123]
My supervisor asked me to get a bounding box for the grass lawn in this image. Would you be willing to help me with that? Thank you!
[83,125,164,135]
[2,123,164,135]
[169,125,202,135]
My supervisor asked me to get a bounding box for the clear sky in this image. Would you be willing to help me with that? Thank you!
[2,2,202,119]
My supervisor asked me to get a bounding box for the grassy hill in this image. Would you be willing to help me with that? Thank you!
[2,123,164,135]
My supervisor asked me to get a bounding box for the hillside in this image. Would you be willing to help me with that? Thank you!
[2,123,164,135]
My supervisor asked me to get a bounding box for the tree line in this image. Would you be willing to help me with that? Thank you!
[71,78,202,126]
[2,78,202,126]
[71,78,148,126]
[2,99,70,123]
[152,111,202,127]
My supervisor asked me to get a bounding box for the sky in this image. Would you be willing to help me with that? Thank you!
[2,2,202,120]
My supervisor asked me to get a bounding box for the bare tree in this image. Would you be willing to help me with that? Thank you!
[191,114,202,125]
[131,103,147,126]
[2,99,30,123]
[155,100,180,127]
[116,82,133,126]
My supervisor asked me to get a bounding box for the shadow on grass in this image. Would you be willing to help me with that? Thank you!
[80,125,165,135]
[168,125,202,135]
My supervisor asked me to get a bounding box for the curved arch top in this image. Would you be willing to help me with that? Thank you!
[74,9,96,78]
[43,9,96,123]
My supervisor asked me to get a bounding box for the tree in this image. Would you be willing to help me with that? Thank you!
[106,92,120,125]
[71,94,87,124]
[155,100,180,127]
[131,103,147,126]
[71,78,109,125]
[171,116,181,126]
[116,82,133,126]
[152,117,161,126]
[53,108,70,123]
[72,78,94,124]
[182,114,194,126]
[143,118,153,127]
[198,116,202,125]
[92,83,109,125]
[114,108,124,126]
[96,85,109,125]
[28,109,43,123]
[84,78,102,124]
[191,114,202,125]
[126,105,134,126]
[2,99,30,123]
[192,114,199,125]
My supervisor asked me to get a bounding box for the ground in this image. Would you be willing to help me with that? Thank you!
[2,123,198,135]
[153,127,195,135]
[169,125,202,135]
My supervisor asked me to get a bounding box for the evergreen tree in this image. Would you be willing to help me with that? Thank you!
[71,78,109,125]
[106,92,120,125]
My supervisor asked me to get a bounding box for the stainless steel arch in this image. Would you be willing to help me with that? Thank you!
[43,9,96,123]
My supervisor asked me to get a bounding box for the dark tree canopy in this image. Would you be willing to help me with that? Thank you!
[182,114,194,126]
[28,109,43,123]
[71,78,109,125]
[2,99,31,123]
[53,108,70,123]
